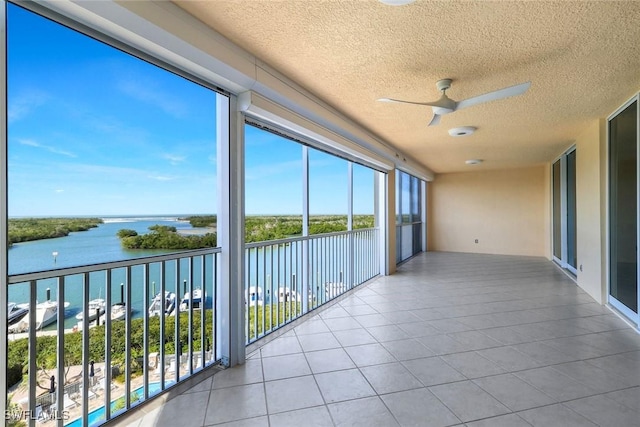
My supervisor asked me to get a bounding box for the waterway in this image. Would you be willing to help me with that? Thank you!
[7,216,211,330]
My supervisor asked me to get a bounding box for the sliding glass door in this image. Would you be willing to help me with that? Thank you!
[609,98,638,321]
[552,147,577,274]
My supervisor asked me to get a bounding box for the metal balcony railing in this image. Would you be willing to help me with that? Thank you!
[245,228,380,343]
[6,248,221,427]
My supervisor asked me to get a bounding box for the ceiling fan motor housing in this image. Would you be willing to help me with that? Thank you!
[436,79,452,92]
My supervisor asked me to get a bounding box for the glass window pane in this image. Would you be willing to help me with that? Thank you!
[8,3,219,275]
[411,176,420,222]
[401,172,411,223]
[352,164,375,229]
[552,160,562,259]
[244,125,302,241]
[309,148,348,234]
[609,100,638,313]
[395,169,401,225]
[566,150,577,269]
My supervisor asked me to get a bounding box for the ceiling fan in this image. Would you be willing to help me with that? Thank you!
[378,79,531,126]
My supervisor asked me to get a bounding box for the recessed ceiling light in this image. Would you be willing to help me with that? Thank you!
[465,159,483,165]
[379,0,416,5]
[449,126,476,137]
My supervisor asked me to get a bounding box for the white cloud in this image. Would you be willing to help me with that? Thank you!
[163,154,186,165]
[17,138,77,158]
[8,90,49,123]
[118,79,188,118]
[55,189,64,193]
[147,175,176,181]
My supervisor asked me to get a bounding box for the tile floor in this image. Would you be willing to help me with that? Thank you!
[124,252,640,426]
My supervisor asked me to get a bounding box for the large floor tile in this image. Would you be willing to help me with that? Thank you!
[381,388,461,427]
[440,351,505,379]
[212,359,264,389]
[333,328,377,347]
[514,366,598,401]
[268,405,333,427]
[344,343,396,367]
[262,353,311,381]
[465,413,533,427]
[297,332,341,352]
[563,394,640,427]
[402,356,466,386]
[264,375,324,414]
[305,348,356,374]
[360,362,423,394]
[315,369,376,403]
[381,338,435,361]
[205,383,267,425]
[429,380,510,422]
[473,373,555,411]
[518,403,598,427]
[328,396,399,427]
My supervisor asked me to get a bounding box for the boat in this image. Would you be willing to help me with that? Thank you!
[9,300,70,332]
[277,287,301,303]
[178,289,203,311]
[246,286,263,306]
[110,302,127,322]
[75,298,106,322]
[7,302,29,325]
[148,291,176,317]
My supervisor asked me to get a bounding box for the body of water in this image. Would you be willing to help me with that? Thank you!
[7,217,212,330]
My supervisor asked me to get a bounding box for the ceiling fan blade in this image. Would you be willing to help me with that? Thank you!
[377,97,442,107]
[455,82,531,111]
[427,113,441,126]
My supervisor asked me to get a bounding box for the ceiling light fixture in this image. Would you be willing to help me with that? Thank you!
[465,159,483,165]
[449,126,476,137]
[379,0,416,6]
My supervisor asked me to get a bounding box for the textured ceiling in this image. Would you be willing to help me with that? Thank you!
[173,0,640,174]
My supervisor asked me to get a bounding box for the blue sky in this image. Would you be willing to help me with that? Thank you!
[8,4,374,217]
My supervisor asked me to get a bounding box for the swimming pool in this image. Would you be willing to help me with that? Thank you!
[65,382,164,427]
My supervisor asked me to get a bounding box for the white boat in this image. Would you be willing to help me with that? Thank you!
[246,286,263,306]
[277,287,301,303]
[7,302,29,325]
[110,302,127,322]
[9,300,70,332]
[178,289,203,311]
[148,291,176,317]
[75,298,106,322]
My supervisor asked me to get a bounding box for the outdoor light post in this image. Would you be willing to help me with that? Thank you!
[52,251,58,264]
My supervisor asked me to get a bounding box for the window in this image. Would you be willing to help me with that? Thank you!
[8,3,220,276]
[551,147,577,274]
[396,170,423,263]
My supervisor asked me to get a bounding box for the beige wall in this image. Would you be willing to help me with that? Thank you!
[575,119,607,304]
[428,166,549,257]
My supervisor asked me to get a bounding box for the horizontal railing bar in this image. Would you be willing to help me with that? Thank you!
[245,228,378,249]
[8,247,222,284]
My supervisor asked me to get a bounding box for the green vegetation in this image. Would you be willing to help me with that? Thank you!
[7,311,214,388]
[118,225,217,249]
[247,302,303,341]
[184,215,216,228]
[244,215,373,241]
[8,217,103,245]
[119,215,374,250]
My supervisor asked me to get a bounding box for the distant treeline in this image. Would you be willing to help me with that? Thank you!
[117,225,217,249]
[117,215,375,250]
[8,217,103,245]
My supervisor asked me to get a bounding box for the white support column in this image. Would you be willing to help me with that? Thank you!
[0,0,8,420]
[302,146,309,312]
[422,180,428,252]
[376,171,390,276]
[348,162,354,287]
[217,94,245,367]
